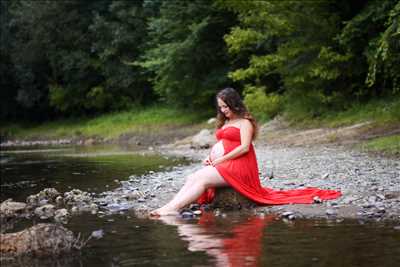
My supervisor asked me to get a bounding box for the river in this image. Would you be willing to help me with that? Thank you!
[1,145,399,267]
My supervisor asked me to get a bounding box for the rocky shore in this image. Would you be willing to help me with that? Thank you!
[0,188,93,259]
[2,119,399,261]
[90,136,400,222]
[5,122,395,222]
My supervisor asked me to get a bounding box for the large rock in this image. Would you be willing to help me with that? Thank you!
[26,188,61,207]
[0,223,77,258]
[212,188,256,209]
[191,129,215,149]
[0,200,27,219]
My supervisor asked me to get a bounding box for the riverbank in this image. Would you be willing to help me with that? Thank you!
[145,135,399,221]
[2,96,399,155]
[126,117,398,221]
[0,106,209,147]
[1,109,399,221]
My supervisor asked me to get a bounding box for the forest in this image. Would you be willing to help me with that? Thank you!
[1,0,399,122]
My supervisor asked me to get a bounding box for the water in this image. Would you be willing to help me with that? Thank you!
[0,145,183,202]
[1,146,399,267]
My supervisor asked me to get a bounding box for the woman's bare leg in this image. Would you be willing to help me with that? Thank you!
[151,166,228,216]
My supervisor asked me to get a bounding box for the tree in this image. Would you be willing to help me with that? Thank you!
[138,0,236,109]
[220,0,399,120]
[0,0,18,121]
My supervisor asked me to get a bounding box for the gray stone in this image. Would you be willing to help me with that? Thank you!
[212,187,256,209]
[326,209,337,216]
[193,210,202,215]
[180,211,194,218]
[207,118,216,124]
[282,211,294,217]
[0,223,78,257]
[0,199,27,219]
[313,196,322,203]
[190,129,215,149]
[91,229,104,239]
[26,188,61,207]
[35,204,56,219]
[54,209,69,224]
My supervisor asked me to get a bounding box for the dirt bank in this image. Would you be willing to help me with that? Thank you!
[258,116,400,148]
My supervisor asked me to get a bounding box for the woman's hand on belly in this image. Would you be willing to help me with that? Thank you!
[202,156,212,166]
[211,157,224,166]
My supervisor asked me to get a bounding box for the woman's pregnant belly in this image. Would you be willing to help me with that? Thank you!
[209,140,224,161]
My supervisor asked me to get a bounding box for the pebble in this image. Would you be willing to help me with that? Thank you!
[91,229,104,239]
[181,211,194,218]
[282,211,294,218]
[191,210,201,216]
[54,208,69,224]
[326,209,337,216]
[71,206,79,213]
[313,196,322,203]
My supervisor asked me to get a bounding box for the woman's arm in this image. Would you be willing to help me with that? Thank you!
[211,120,253,166]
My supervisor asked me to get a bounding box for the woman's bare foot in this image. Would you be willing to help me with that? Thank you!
[149,207,180,217]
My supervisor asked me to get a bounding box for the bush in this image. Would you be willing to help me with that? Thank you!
[85,86,112,111]
[243,86,282,122]
[283,89,331,123]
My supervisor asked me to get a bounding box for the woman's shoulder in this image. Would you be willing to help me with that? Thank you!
[238,118,253,128]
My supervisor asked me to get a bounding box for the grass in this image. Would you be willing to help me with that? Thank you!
[320,97,400,128]
[285,95,400,128]
[0,106,208,141]
[281,95,400,156]
[359,134,400,157]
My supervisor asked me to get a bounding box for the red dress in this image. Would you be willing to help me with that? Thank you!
[197,126,341,205]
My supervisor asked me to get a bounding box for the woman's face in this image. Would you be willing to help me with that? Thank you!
[217,98,234,119]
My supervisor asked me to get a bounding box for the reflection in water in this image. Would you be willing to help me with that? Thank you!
[0,146,183,202]
[157,213,276,267]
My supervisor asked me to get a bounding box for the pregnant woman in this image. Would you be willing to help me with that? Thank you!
[150,88,341,216]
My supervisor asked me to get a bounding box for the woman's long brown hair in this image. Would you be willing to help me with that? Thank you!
[216,87,258,140]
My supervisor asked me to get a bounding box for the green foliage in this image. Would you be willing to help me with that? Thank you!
[1,0,400,128]
[85,86,113,111]
[0,105,205,140]
[339,0,399,96]
[287,95,400,128]
[360,135,400,157]
[137,0,235,109]
[243,85,282,121]
[89,0,154,106]
[3,0,155,119]
[0,1,18,120]
[223,1,345,90]
[49,85,70,112]
[220,0,400,121]
[283,89,333,123]
[366,1,400,92]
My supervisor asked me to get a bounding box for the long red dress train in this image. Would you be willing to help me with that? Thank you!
[197,126,341,205]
